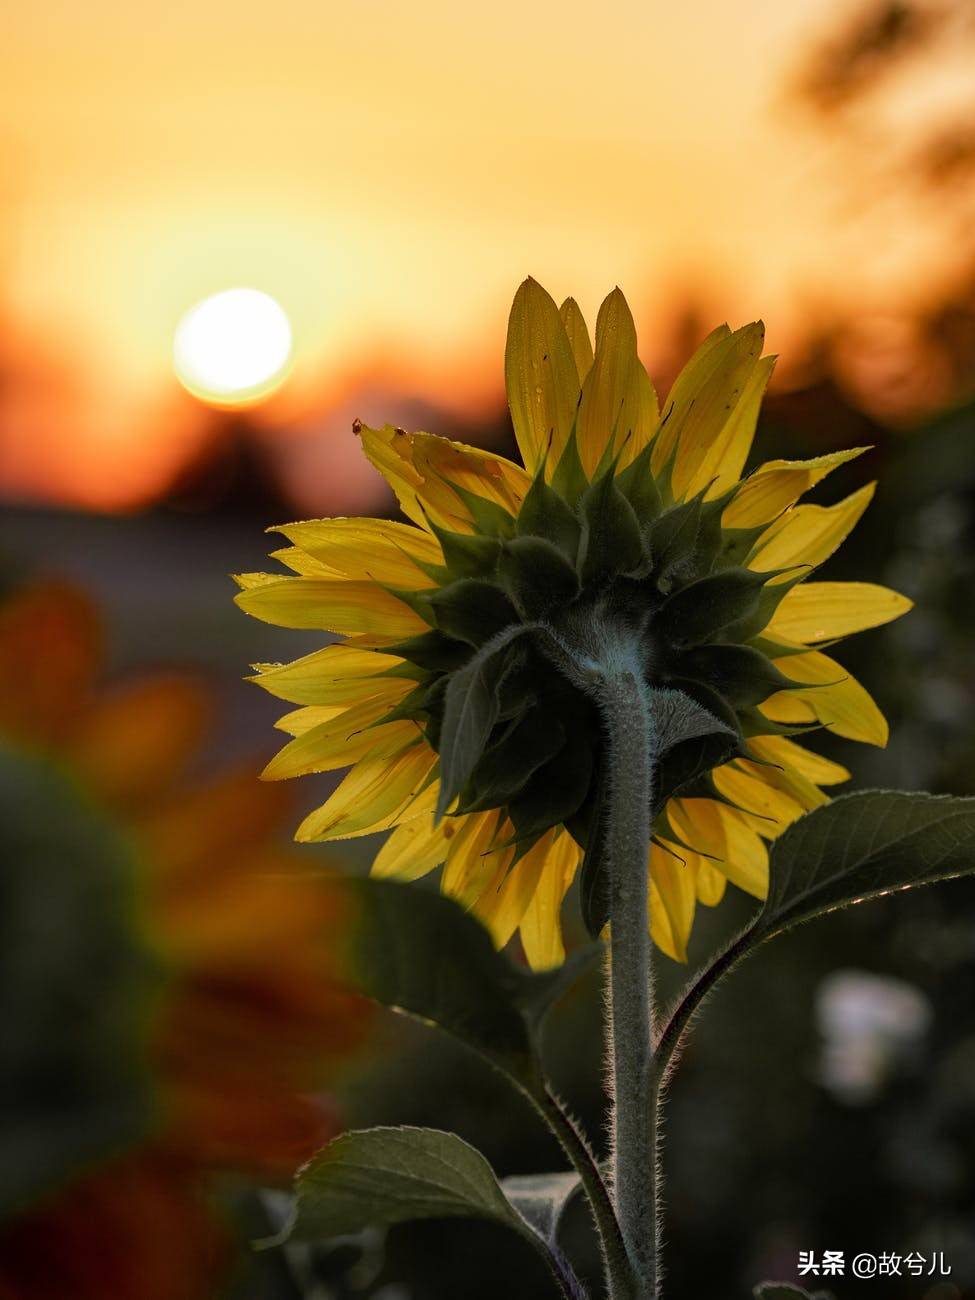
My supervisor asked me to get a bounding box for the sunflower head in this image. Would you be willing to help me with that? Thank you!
[238,279,911,964]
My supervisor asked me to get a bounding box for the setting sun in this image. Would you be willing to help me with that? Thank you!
[173,288,293,406]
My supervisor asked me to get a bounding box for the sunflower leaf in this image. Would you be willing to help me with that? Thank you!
[656,792,975,1091]
[754,790,975,942]
[342,877,599,1091]
[268,1127,585,1299]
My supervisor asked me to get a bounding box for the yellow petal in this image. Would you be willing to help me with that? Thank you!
[766,648,889,746]
[274,704,354,736]
[651,324,731,472]
[684,352,776,502]
[473,829,567,950]
[372,812,455,882]
[262,693,420,779]
[268,546,334,576]
[577,289,658,475]
[560,297,594,383]
[235,576,428,638]
[759,694,817,724]
[504,279,582,474]
[667,798,769,899]
[250,643,414,707]
[735,755,828,814]
[273,517,442,589]
[358,423,529,534]
[768,582,912,643]
[296,742,438,841]
[749,483,875,577]
[712,762,805,836]
[441,810,508,907]
[519,831,580,970]
[747,734,850,785]
[694,857,727,907]
[655,322,767,500]
[723,447,871,528]
[649,840,696,962]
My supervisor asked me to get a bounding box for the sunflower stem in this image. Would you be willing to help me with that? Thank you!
[534,1086,634,1300]
[598,659,659,1300]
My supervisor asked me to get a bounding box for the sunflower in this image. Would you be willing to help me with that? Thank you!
[236,279,911,968]
[0,581,366,1300]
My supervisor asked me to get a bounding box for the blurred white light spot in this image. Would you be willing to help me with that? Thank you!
[173,288,292,406]
[816,969,932,1105]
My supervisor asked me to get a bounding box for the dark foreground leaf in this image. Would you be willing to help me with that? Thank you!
[756,790,975,941]
[343,877,600,1095]
[270,1127,585,1299]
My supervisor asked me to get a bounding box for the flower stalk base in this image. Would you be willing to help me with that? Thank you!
[598,657,659,1300]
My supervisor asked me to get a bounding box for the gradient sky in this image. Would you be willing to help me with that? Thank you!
[0,0,958,507]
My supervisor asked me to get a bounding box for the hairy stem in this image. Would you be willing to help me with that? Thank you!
[598,662,658,1299]
[534,1087,635,1300]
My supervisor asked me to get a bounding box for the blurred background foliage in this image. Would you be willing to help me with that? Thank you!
[3,1,975,1297]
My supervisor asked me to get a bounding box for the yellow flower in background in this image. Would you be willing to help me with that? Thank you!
[237,279,911,968]
[0,582,367,1300]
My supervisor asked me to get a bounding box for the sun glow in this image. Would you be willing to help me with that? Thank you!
[173,288,293,406]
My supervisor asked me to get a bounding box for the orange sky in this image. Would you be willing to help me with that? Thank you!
[0,0,963,510]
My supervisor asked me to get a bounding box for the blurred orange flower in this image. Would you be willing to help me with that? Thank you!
[0,581,368,1300]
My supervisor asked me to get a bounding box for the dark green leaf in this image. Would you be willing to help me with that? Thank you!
[280,1127,525,1240]
[461,711,566,812]
[676,644,798,709]
[450,485,517,538]
[428,521,502,580]
[271,1127,584,1297]
[550,430,589,508]
[724,567,806,643]
[755,790,975,942]
[655,567,768,648]
[342,877,599,1091]
[436,626,529,817]
[614,442,662,524]
[653,730,741,818]
[648,499,701,585]
[714,523,771,570]
[380,629,472,672]
[577,469,644,584]
[516,471,582,558]
[509,731,594,839]
[499,536,580,619]
[428,578,519,646]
